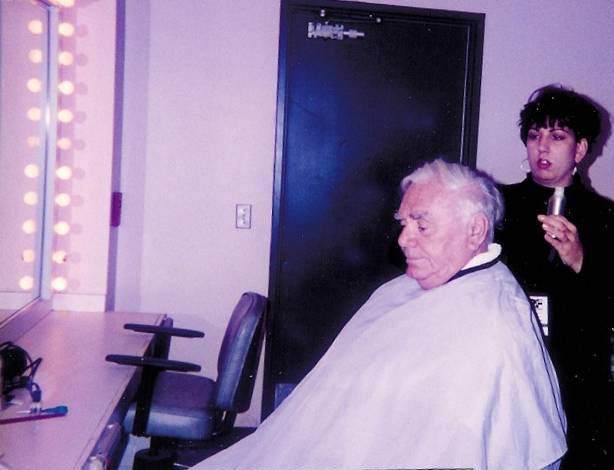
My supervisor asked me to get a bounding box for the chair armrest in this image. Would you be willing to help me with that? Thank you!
[105,354,201,373]
[106,353,201,437]
[124,323,204,338]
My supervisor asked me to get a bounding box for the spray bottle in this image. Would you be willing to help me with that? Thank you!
[547,186,566,216]
[547,187,566,262]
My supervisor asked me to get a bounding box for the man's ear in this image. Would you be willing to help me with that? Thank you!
[468,212,489,250]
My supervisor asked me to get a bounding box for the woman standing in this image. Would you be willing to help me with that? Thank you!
[496,84,614,469]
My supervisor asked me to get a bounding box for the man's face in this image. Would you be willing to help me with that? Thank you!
[396,181,478,290]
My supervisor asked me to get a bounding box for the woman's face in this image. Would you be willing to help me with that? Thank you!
[526,123,588,188]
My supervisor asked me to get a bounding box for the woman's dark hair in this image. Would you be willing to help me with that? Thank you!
[519,84,602,152]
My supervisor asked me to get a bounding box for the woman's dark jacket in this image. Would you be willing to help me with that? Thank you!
[496,175,614,418]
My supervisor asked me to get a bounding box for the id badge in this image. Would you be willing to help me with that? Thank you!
[528,293,549,336]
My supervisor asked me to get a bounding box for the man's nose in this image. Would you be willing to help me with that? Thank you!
[398,225,414,247]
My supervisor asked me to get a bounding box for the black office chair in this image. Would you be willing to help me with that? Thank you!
[106,292,268,470]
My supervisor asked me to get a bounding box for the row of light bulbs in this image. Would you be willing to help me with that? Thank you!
[20,0,76,293]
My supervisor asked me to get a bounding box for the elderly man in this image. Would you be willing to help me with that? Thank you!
[194,159,567,470]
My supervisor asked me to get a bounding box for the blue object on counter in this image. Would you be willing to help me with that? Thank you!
[41,405,68,415]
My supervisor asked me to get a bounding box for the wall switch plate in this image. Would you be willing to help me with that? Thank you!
[235,204,252,229]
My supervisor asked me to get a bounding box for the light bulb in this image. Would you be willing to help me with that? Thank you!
[28,20,43,35]
[24,192,38,205]
[55,193,71,207]
[21,249,35,263]
[22,220,36,234]
[56,166,73,180]
[27,78,42,93]
[53,250,68,264]
[58,51,74,66]
[54,221,70,235]
[52,277,68,291]
[57,137,72,150]
[58,23,75,37]
[28,49,43,63]
[27,107,42,121]
[24,164,40,178]
[58,80,75,95]
[27,136,41,148]
[58,109,73,123]
[19,276,34,291]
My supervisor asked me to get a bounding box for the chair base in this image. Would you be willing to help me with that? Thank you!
[173,427,256,466]
[133,447,175,470]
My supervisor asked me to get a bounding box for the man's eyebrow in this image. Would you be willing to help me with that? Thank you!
[393,210,427,220]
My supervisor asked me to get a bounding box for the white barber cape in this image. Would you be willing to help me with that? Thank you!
[194,251,566,470]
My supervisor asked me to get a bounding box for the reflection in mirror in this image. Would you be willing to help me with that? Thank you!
[0,0,56,333]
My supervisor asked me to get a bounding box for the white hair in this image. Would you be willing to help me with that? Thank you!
[401,159,504,242]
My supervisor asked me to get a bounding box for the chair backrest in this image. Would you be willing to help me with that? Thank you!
[214,292,267,416]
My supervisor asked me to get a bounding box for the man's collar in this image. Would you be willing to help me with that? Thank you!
[446,243,502,285]
[463,243,501,270]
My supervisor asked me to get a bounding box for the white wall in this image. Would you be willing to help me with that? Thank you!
[112,0,614,424]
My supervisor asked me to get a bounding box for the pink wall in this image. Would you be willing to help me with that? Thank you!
[367,0,614,194]
[50,0,117,311]
[117,0,281,424]
[63,0,614,424]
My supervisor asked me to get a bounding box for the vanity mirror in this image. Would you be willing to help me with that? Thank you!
[0,0,57,339]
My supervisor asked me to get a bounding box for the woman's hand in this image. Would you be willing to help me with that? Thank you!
[537,214,583,272]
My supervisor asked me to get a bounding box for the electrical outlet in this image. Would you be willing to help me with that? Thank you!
[235,204,252,229]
